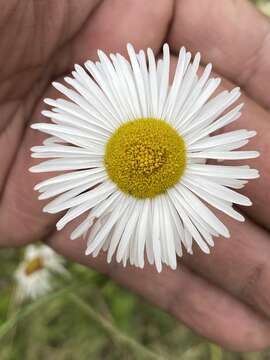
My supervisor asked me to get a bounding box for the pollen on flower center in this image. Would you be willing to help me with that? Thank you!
[104,118,186,198]
[24,257,44,276]
[126,140,166,174]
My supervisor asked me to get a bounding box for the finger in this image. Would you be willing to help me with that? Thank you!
[0,0,101,95]
[168,0,270,109]
[54,0,174,73]
[46,221,270,351]
[182,211,270,323]
[171,57,270,231]
[216,87,270,230]
[0,0,174,247]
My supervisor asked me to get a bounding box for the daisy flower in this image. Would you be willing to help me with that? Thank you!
[30,44,259,272]
[15,244,68,301]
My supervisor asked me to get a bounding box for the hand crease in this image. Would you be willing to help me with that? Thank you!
[236,26,270,93]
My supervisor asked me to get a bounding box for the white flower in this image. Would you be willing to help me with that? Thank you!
[30,44,259,272]
[15,244,68,301]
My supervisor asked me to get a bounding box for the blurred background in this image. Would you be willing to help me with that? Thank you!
[1,1,270,359]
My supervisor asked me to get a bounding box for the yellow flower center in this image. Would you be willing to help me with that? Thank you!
[24,257,44,276]
[104,118,186,198]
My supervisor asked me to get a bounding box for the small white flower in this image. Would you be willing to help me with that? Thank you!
[15,244,68,301]
[30,44,259,272]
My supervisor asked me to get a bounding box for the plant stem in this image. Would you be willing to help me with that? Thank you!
[69,293,163,360]
[0,286,75,340]
[209,343,223,360]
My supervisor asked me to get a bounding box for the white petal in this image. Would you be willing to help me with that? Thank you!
[48,181,116,214]
[97,50,132,121]
[172,52,201,125]
[39,171,107,200]
[127,43,147,117]
[136,199,151,268]
[157,44,170,118]
[188,150,259,160]
[163,47,187,121]
[183,174,251,206]
[175,184,230,238]
[167,198,184,256]
[73,64,120,125]
[110,54,137,119]
[186,164,259,179]
[116,200,140,263]
[34,168,105,191]
[181,87,241,136]
[147,48,159,117]
[70,213,94,240]
[188,130,256,151]
[64,75,119,128]
[167,187,210,254]
[31,123,105,146]
[176,77,221,131]
[106,197,134,262]
[160,195,177,269]
[115,53,142,118]
[84,60,123,124]
[151,197,162,272]
[30,158,103,173]
[185,104,243,144]
[138,50,150,116]
[41,109,112,137]
[145,203,154,266]
[183,180,245,222]
[85,193,127,255]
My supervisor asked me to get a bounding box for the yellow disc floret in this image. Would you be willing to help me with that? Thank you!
[24,257,44,276]
[104,118,186,198]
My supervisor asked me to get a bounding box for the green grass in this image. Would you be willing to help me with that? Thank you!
[1,1,270,359]
[0,248,270,360]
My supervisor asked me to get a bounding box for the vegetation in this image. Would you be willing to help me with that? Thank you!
[0,1,269,359]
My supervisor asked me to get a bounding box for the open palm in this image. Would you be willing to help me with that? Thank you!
[1,0,270,351]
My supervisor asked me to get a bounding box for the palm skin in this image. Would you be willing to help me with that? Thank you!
[1,0,270,351]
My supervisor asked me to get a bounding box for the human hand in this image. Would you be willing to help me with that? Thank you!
[1,0,270,351]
